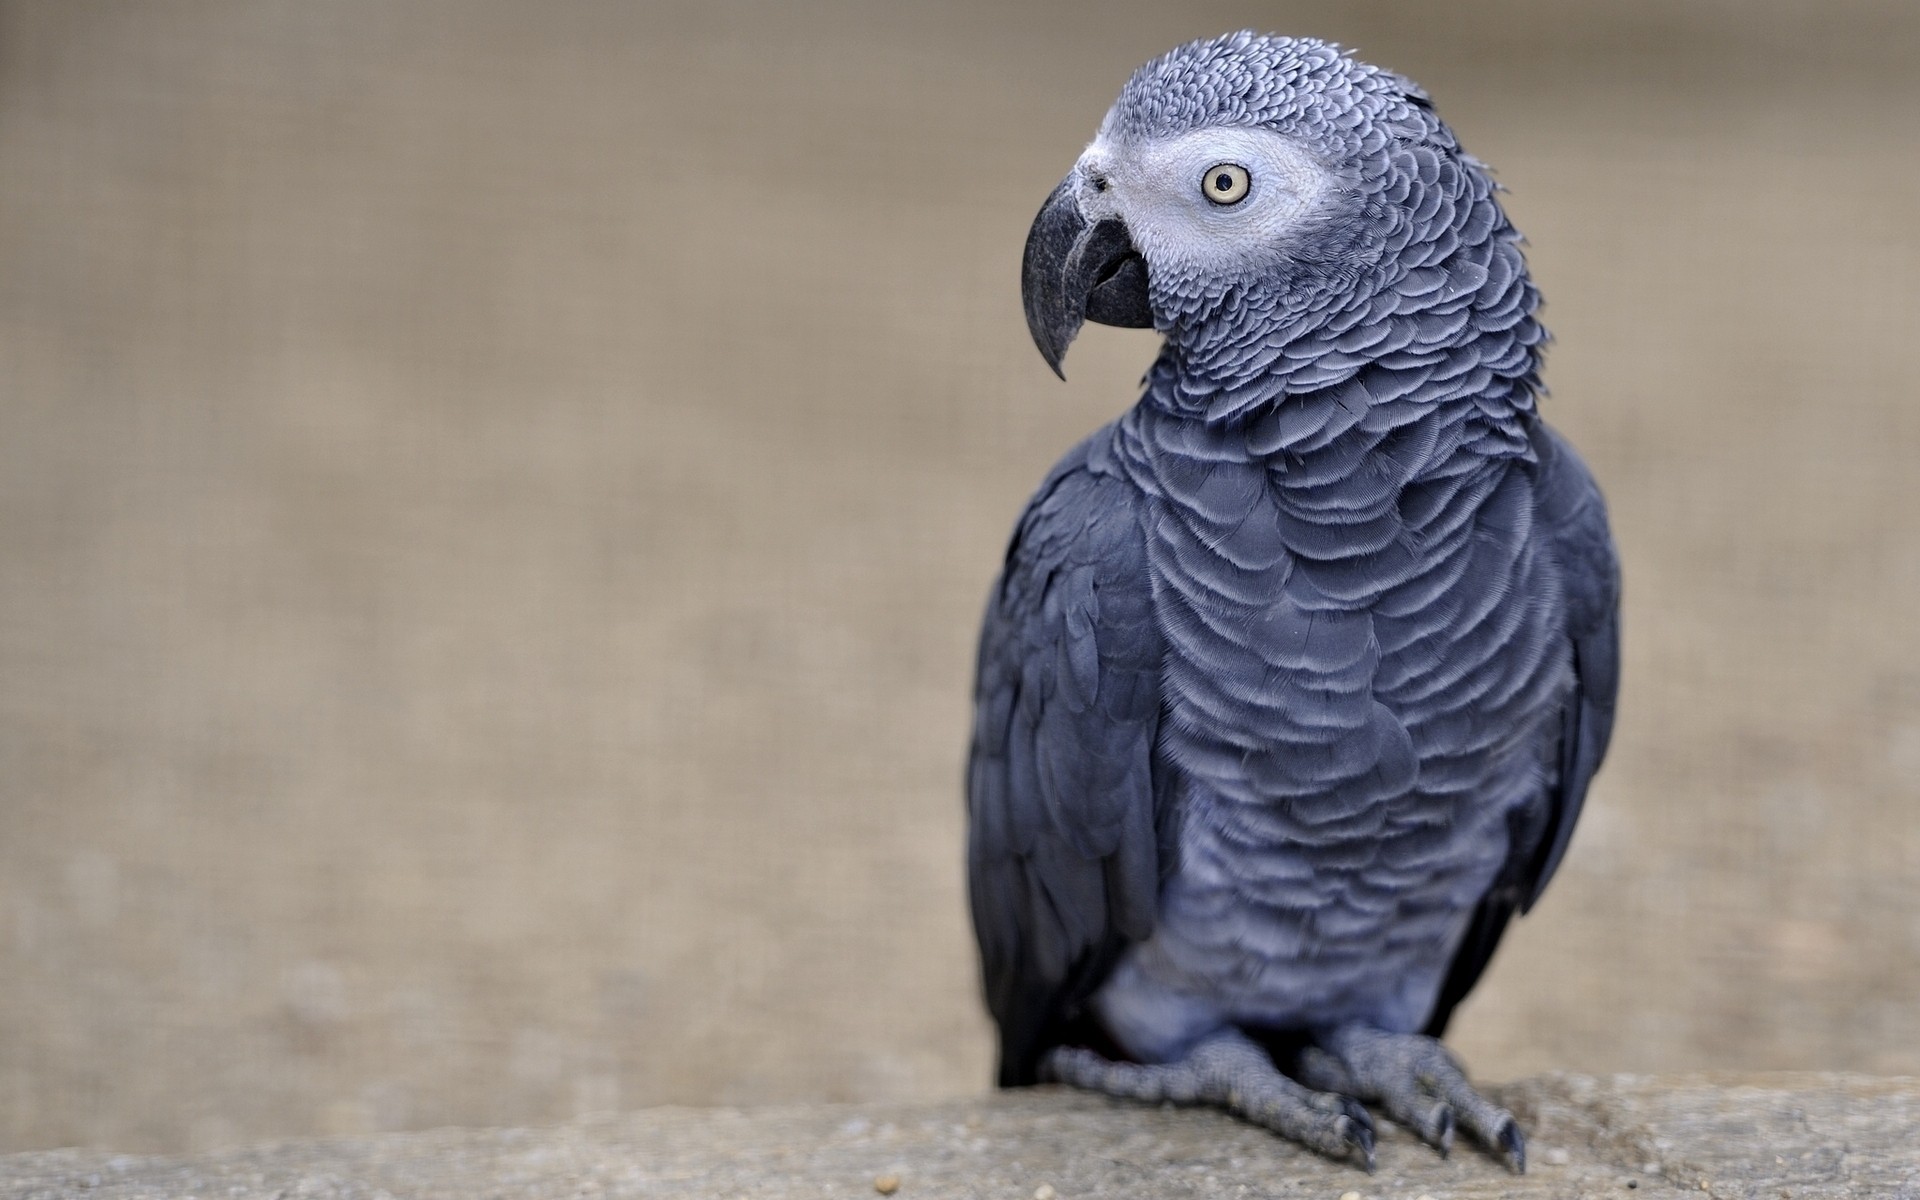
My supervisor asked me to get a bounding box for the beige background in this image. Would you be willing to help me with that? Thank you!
[2,0,1917,1155]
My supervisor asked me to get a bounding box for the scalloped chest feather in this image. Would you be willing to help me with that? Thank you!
[1089,375,1575,1039]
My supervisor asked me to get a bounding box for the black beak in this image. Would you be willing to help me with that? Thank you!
[1020,177,1153,378]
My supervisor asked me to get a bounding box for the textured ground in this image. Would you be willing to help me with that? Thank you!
[3,1075,1917,1200]
[3,0,1920,1157]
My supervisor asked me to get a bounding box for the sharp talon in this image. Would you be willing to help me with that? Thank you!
[1340,1096,1375,1135]
[1432,1104,1455,1157]
[1499,1119,1526,1174]
[1345,1116,1377,1172]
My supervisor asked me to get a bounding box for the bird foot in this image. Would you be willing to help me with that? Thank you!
[1295,1025,1524,1172]
[1041,1031,1376,1170]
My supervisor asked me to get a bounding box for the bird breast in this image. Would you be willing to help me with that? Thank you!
[1100,392,1572,1020]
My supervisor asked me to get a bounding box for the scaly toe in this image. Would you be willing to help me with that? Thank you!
[1043,1031,1387,1172]
[1495,1115,1526,1173]
[1437,1079,1522,1167]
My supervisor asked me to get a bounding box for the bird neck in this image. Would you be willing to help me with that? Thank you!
[1137,181,1547,462]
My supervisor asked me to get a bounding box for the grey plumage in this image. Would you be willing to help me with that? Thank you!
[968,32,1618,1168]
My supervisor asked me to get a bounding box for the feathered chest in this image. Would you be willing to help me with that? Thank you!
[1109,398,1567,816]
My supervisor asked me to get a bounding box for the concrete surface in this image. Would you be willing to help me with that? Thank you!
[2,1074,1915,1199]
[5,0,1920,1157]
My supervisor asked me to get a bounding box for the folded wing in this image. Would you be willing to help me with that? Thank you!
[967,433,1167,1084]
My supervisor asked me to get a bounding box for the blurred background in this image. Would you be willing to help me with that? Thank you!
[2,0,1918,1156]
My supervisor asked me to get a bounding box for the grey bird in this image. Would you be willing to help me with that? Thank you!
[967,33,1619,1171]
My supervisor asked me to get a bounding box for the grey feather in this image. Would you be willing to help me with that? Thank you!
[969,31,1619,1084]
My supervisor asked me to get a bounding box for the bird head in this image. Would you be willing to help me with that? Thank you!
[1023,32,1488,387]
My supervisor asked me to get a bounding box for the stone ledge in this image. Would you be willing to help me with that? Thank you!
[2,1074,1913,1199]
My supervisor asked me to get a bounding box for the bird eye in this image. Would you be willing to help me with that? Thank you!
[1201,163,1250,206]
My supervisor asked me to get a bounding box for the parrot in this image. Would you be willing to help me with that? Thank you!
[966,31,1619,1172]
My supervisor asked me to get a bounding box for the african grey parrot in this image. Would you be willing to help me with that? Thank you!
[966,33,1618,1171]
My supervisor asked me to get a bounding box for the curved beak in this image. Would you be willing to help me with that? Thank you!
[1020,177,1153,379]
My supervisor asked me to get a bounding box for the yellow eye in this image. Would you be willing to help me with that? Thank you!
[1201,162,1251,205]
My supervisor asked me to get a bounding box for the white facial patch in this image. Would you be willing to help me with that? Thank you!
[1075,127,1337,280]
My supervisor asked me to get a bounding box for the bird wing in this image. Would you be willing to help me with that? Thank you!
[1423,417,1621,1037]
[967,430,1165,1086]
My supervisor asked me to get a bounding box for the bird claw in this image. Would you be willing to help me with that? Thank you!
[1307,1025,1525,1170]
[1338,1110,1377,1173]
[1043,1031,1396,1172]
